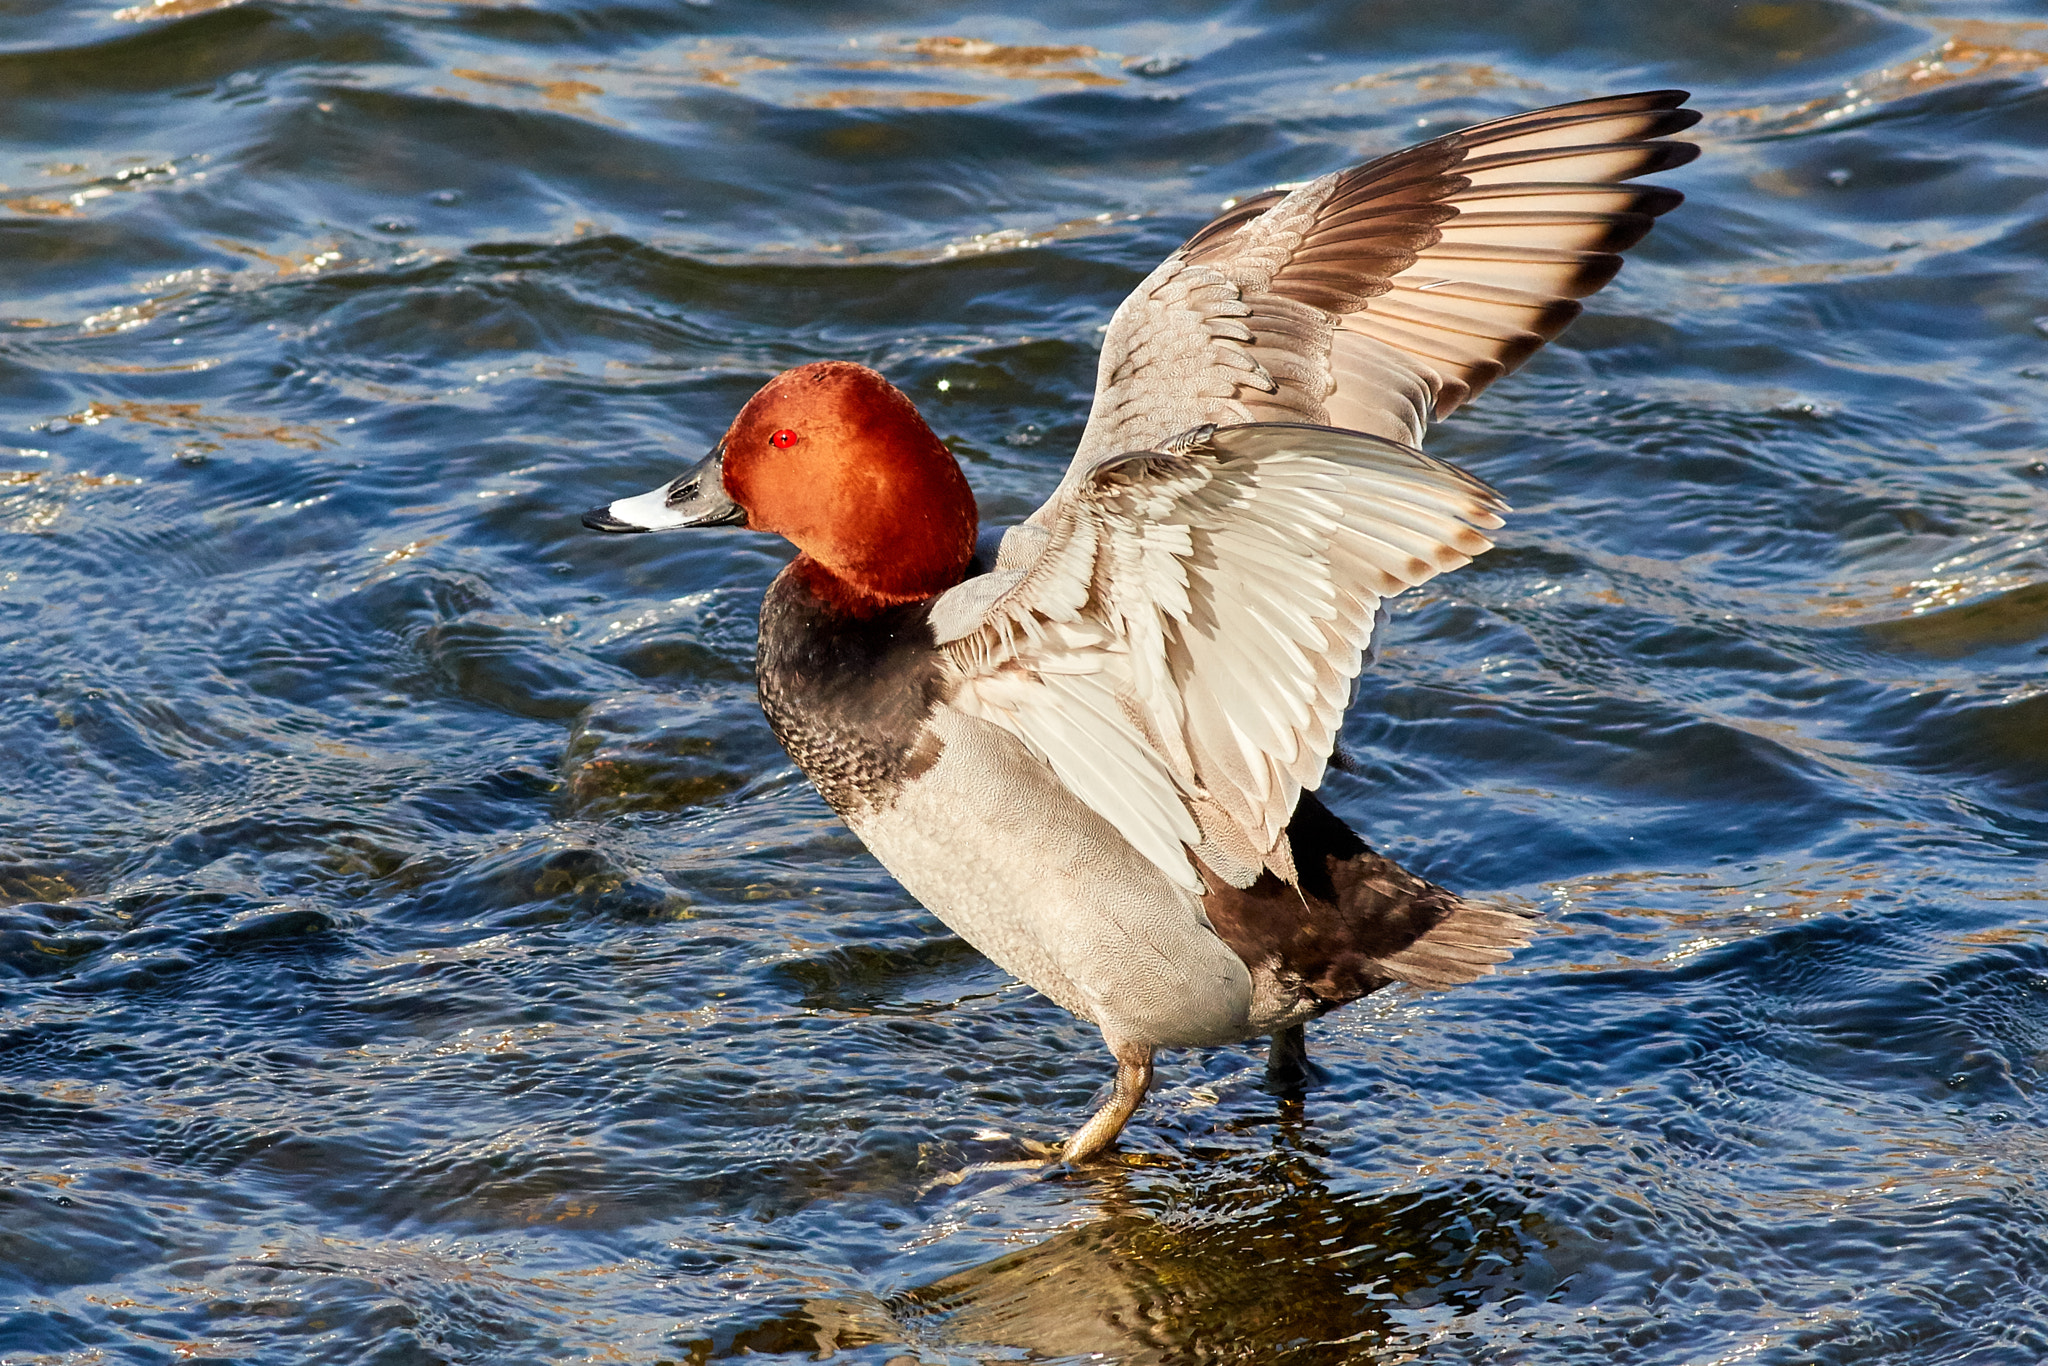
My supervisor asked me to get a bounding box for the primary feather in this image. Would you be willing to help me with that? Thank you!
[1076,89,1698,456]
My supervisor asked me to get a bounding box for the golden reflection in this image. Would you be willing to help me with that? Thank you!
[911,37,1100,67]
[55,399,332,451]
[1333,62,1542,100]
[3,196,82,217]
[212,239,349,277]
[73,358,222,375]
[727,1132,1540,1363]
[1955,923,2048,945]
[113,0,247,21]
[0,870,81,907]
[583,34,1124,109]
[1534,863,1876,975]
[1863,581,2048,659]
[1709,254,1901,282]
[898,35,1122,86]
[1726,20,2048,133]
[803,89,988,110]
[818,33,1125,102]
[309,738,375,760]
[451,67,607,117]
[678,40,790,89]
[3,160,187,221]
[558,710,744,816]
[376,536,445,566]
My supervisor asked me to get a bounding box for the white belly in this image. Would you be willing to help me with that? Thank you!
[847,708,1256,1049]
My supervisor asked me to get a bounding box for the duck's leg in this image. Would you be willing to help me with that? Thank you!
[1061,1041,1154,1164]
[1267,1022,1310,1089]
[1266,1023,1327,1093]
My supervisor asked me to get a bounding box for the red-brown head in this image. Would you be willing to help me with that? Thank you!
[584,362,978,615]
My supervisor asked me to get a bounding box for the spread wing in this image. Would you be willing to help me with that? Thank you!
[1074,89,1699,462]
[926,423,1508,893]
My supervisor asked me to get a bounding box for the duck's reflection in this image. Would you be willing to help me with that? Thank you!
[731,1114,1541,1363]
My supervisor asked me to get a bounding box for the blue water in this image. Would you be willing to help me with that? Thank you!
[4,1,2048,1361]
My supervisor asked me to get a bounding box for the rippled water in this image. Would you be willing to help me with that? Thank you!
[4,0,2048,1361]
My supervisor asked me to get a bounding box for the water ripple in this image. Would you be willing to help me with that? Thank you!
[3,0,2045,1362]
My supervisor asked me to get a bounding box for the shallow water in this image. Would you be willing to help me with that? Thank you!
[3,0,2047,1361]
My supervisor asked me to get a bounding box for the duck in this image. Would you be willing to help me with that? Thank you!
[584,89,1698,1163]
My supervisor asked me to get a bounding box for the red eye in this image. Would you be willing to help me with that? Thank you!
[770,429,797,448]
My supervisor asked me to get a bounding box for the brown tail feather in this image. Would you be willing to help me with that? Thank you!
[1200,790,1536,1012]
[1373,900,1533,989]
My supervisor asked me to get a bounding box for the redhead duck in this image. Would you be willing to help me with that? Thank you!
[586,90,1698,1163]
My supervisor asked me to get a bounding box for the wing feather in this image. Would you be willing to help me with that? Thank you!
[1072,90,1696,464]
[933,424,1508,891]
[944,93,1691,889]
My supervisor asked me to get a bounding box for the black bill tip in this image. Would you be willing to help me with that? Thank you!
[582,506,648,533]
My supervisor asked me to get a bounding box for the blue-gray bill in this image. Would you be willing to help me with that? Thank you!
[583,443,745,533]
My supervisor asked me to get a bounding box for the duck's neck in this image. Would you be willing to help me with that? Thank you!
[791,539,968,619]
[755,563,948,816]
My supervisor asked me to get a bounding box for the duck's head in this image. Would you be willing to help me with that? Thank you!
[584,361,978,614]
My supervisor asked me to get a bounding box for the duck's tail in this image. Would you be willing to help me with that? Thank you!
[1200,790,1535,1010]
[1365,893,1534,993]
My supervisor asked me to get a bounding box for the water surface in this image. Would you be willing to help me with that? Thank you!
[4,0,2048,1361]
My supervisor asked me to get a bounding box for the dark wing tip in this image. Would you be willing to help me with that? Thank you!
[1571,88,1694,113]
[1651,139,1704,175]
[1631,183,1687,217]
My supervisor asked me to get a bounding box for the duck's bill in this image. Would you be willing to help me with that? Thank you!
[582,444,745,533]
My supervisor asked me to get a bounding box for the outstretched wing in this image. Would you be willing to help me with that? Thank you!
[1074,89,1698,462]
[927,424,1508,893]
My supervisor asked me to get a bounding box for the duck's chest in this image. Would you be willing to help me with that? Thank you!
[754,569,947,816]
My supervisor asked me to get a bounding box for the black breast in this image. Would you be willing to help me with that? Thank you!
[755,569,950,817]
